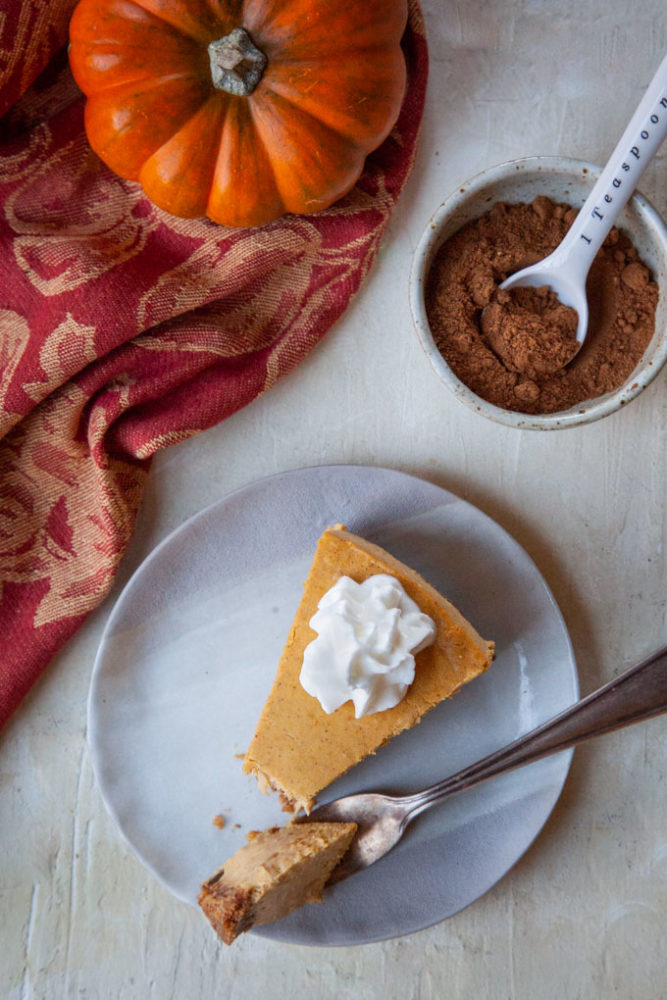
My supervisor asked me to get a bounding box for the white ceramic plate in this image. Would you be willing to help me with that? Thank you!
[88,465,578,946]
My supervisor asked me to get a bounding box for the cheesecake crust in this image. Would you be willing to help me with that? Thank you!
[198,822,357,944]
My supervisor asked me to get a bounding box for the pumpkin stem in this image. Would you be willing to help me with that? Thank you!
[208,28,267,96]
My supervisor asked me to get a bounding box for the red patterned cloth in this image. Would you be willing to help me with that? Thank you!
[0,1,428,728]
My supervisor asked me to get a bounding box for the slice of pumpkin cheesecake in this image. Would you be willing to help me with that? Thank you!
[198,821,357,944]
[243,524,495,813]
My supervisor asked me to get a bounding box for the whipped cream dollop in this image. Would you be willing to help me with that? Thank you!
[299,574,436,718]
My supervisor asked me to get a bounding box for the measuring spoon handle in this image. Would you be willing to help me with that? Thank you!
[550,52,667,275]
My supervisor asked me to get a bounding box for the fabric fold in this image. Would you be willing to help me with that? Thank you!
[0,0,428,728]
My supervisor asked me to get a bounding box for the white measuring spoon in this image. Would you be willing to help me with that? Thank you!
[501,52,667,346]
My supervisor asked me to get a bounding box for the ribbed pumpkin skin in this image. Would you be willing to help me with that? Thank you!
[68,0,408,227]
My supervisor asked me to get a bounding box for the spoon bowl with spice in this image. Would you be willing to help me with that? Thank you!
[495,52,667,356]
[410,155,667,429]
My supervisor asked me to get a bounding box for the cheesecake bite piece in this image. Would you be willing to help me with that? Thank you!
[243,525,495,813]
[198,821,357,944]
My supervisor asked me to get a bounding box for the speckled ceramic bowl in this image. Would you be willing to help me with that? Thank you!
[409,156,667,430]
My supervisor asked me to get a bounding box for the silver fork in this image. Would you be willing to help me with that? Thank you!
[298,645,667,885]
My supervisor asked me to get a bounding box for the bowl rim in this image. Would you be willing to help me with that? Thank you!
[409,155,667,430]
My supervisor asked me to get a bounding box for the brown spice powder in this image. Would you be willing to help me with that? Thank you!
[424,198,659,414]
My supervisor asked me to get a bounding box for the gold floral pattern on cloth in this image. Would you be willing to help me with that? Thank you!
[0,0,428,726]
[0,309,31,432]
[8,134,157,296]
[0,0,77,117]
[0,383,146,628]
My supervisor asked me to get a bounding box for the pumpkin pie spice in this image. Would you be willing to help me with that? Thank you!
[425,198,659,414]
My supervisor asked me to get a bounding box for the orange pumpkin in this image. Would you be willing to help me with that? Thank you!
[68,0,408,228]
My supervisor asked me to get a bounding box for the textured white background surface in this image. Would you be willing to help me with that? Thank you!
[2,0,666,997]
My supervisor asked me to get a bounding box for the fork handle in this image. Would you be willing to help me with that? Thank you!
[403,644,667,818]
